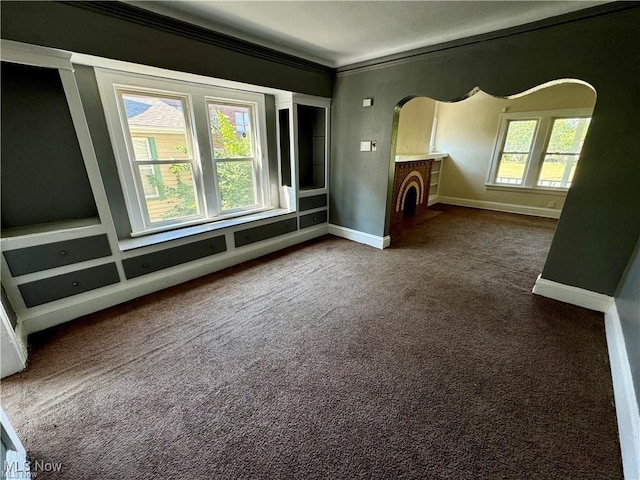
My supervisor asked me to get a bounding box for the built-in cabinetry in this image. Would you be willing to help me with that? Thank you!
[276,94,330,230]
[1,41,331,346]
[1,43,125,334]
[429,156,445,205]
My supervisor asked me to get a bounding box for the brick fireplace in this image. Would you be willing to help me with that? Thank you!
[390,158,433,225]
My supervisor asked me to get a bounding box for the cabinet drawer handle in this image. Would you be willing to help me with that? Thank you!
[60,250,68,256]
[210,243,217,249]
[313,217,317,221]
[142,263,150,268]
[71,281,79,287]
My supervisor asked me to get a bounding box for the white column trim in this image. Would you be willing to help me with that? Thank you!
[1,406,30,479]
[605,302,640,480]
[0,303,27,379]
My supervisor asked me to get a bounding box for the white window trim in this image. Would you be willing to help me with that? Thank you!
[487,107,593,191]
[96,68,271,236]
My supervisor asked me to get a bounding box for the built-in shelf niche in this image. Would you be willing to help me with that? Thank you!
[297,104,326,191]
[1,61,98,231]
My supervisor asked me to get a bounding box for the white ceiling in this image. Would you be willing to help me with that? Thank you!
[128,1,610,67]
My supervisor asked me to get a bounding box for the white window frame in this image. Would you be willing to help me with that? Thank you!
[487,108,593,191]
[206,99,263,216]
[96,69,271,236]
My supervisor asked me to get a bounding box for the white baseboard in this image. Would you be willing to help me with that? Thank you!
[20,225,329,335]
[605,302,640,480]
[532,274,613,312]
[328,224,390,249]
[437,196,561,219]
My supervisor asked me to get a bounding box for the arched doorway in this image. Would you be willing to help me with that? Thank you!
[388,79,596,239]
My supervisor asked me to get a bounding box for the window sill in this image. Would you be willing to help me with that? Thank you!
[119,208,293,252]
[485,184,569,196]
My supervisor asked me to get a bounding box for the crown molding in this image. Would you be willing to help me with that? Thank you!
[337,2,639,75]
[60,1,335,76]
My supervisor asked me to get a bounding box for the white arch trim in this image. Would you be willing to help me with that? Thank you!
[396,170,425,212]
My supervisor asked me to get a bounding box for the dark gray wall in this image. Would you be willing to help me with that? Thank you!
[1,62,98,228]
[615,237,640,405]
[331,6,640,295]
[0,1,333,98]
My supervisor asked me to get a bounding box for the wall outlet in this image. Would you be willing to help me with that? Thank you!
[360,141,372,151]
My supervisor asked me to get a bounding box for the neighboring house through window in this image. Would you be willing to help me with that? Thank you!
[488,108,592,190]
[131,137,160,199]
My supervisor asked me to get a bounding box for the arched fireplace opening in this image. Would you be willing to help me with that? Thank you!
[403,186,417,218]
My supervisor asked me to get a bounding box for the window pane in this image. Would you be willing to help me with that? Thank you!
[537,154,578,188]
[503,120,537,153]
[216,160,256,211]
[496,153,528,185]
[208,103,253,159]
[546,117,591,154]
[139,164,159,198]
[121,93,192,160]
[138,163,199,223]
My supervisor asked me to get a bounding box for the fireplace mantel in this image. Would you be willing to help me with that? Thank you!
[395,152,447,163]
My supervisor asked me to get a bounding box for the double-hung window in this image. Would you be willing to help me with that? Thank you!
[488,108,592,190]
[97,70,270,235]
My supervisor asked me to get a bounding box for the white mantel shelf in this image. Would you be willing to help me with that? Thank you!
[395,153,447,162]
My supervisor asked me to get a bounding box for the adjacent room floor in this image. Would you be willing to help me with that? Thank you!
[1,206,622,479]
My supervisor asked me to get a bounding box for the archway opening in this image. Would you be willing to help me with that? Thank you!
[388,79,597,237]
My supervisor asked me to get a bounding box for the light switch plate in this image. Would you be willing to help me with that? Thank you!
[360,141,372,151]
[363,98,373,107]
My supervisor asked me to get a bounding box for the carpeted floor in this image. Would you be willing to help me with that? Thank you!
[1,205,622,479]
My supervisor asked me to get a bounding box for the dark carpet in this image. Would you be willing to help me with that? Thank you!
[1,205,622,479]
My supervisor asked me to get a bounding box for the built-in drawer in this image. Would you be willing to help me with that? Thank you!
[122,235,226,279]
[300,210,328,229]
[19,263,120,308]
[299,194,327,212]
[4,234,111,276]
[234,218,297,248]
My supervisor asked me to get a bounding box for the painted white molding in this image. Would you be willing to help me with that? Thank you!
[438,196,561,219]
[605,302,640,480]
[19,225,328,335]
[328,224,390,250]
[1,406,31,479]
[532,275,613,312]
[1,304,27,379]
[1,39,71,71]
